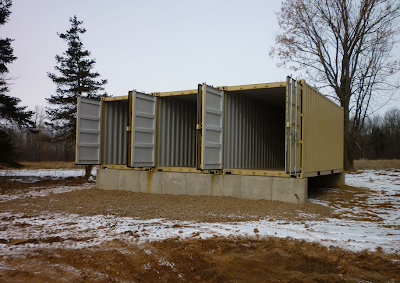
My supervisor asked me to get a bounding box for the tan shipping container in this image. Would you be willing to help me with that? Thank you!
[301,81,344,177]
[76,77,343,179]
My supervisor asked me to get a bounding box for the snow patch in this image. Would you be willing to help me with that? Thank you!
[0,184,93,203]
[0,168,97,180]
[0,169,399,256]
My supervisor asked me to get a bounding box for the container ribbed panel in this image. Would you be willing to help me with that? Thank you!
[103,100,129,165]
[158,97,196,167]
[224,92,285,169]
[302,83,344,173]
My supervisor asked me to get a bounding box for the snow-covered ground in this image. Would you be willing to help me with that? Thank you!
[0,169,399,255]
[0,183,94,203]
[0,167,97,181]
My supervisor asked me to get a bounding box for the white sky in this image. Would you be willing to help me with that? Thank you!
[2,0,400,114]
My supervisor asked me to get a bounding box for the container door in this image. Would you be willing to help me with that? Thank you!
[76,97,102,165]
[200,84,224,170]
[285,77,302,175]
[129,91,157,167]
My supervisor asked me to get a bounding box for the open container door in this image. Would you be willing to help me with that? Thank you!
[75,97,102,165]
[285,77,302,176]
[129,91,157,168]
[200,84,224,170]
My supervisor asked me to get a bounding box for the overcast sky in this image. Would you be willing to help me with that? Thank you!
[3,0,400,114]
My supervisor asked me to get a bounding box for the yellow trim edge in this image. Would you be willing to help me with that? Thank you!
[155,166,201,173]
[152,89,198,97]
[220,82,286,92]
[221,169,290,178]
[304,169,343,178]
[102,96,128,101]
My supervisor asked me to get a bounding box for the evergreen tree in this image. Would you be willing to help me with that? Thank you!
[47,16,107,178]
[0,0,33,167]
[47,15,107,143]
[0,128,20,167]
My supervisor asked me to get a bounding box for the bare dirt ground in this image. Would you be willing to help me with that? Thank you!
[0,178,332,223]
[0,174,399,282]
[2,235,399,283]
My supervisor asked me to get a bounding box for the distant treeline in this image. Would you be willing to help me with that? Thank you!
[4,106,400,164]
[7,127,75,162]
[355,108,400,160]
[3,106,75,163]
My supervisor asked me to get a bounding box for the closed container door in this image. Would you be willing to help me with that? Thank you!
[130,91,157,167]
[201,84,224,170]
[285,77,302,175]
[75,97,102,165]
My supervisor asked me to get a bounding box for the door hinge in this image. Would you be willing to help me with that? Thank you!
[196,124,202,130]
[126,126,132,132]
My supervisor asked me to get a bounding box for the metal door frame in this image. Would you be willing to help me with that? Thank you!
[200,84,225,170]
[285,77,302,176]
[75,97,103,165]
[128,91,157,168]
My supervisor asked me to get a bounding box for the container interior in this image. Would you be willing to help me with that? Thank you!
[224,87,286,170]
[157,95,197,167]
[103,100,129,165]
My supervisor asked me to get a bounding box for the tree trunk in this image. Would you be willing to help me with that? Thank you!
[343,103,350,170]
[85,165,92,180]
[348,131,356,168]
[339,75,352,171]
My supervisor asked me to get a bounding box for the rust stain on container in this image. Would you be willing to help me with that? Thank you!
[147,171,152,193]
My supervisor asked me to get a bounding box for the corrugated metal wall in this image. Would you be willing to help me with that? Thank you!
[157,97,197,167]
[224,92,285,169]
[302,82,344,173]
[103,100,129,165]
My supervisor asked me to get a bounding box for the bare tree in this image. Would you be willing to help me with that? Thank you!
[355,107,400,159]
[382,107,400,158]
[270,0,400,169]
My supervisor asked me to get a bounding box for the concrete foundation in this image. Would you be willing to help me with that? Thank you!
[97,169,308,203]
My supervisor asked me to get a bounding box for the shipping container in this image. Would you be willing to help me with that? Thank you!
[218,78,343,177]
[221,82,287,177]
[301,81,344,176]
[103,97,129,166]
[76,77,343,178]
[153,89,199,173]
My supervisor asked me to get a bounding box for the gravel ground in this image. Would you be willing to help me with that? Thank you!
[0,180,333,223]
[1,176,400,282]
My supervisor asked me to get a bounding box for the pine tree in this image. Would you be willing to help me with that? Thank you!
[47,15,107,178]
[47,15,107,143]
[0,0,33,167]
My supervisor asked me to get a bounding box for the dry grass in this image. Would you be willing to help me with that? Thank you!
[21,162,85,170]
[354,159,400,170]
[12,162,85,170]
[0,162,102,170]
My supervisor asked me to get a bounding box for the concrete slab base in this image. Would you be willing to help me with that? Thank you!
[97,169,308,203]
